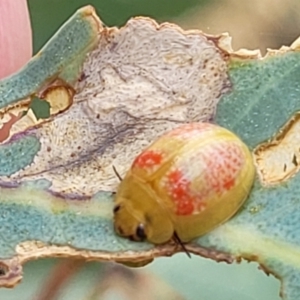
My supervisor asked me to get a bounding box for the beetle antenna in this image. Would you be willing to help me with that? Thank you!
[173,231,191,258]
[112,165,123,182]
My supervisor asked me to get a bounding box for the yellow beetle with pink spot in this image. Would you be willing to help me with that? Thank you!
[113,123,255,246]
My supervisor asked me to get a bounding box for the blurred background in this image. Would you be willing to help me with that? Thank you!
[2,0,298,299]
[28,0,300,54]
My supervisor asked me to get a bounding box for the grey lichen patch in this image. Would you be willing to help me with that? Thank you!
[77,18,229,122]
[2,17,230,196]
[254,112,300,186]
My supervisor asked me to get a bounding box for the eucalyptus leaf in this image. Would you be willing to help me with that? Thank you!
[0,5,299,300]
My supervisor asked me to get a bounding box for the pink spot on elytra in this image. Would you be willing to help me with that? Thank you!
[223,178,235,190]
[176,200,194,216]
[203,142,243,195]
[166,169,206,216]
[133,150,163,169]
[168,170,189,200]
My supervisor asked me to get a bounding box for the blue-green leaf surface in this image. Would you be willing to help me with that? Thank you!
[0,5,300,300]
